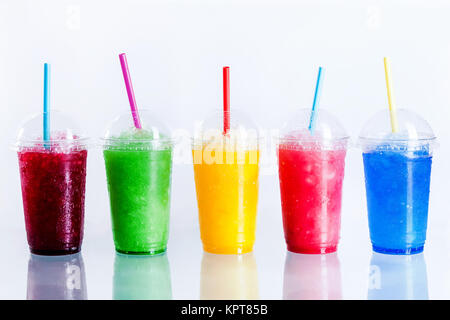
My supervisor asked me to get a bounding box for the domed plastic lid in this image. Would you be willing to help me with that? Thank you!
[359,109,436,151]
[103,109,172,150]
[15,110,88,152]
[193,109,260,149]
[278,108,349,150]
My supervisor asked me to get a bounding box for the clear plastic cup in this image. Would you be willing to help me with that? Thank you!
[15,111,88,255]
[102,109,173,255]
[359,109,436,255]
[26,253,87,300]
[192,110,260,254]
[277,109,349,254]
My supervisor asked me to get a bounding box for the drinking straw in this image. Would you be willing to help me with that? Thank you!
[119,53,142,129]
[384,57,399,133]
[43,63,50,149]
[308,66,324,134]
[223,66,230,135]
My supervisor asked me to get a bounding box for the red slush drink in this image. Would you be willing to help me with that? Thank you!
[18,142,87,255]
[278,135,347,254]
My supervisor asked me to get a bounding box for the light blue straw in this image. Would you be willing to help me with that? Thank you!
[43,63,50,149]
[308,66,324,134]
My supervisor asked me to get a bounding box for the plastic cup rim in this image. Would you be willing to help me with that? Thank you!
[190,135,263,146]
[277,135,350,144]
[16,136,89,144]
[101,137,174,144]
[13,136,90,151]
[358,135,437,144]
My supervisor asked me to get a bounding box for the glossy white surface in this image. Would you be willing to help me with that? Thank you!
[1,0,450,300]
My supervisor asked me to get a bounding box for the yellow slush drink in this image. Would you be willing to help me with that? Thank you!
[192,138,260,254]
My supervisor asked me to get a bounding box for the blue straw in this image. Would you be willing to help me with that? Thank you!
[43,63,50,149]
[308,66,324,134]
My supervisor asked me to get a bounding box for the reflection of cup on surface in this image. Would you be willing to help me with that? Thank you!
[200,252,259,299]
[278,109,348,254]
[360,109,436,255]
[283,252,342,300]
[368,252,428,300]
[103,110,173,255]
[27,253,87,300]
[16,111,88,255]
[113,252,172,300]
[193,111,260,254]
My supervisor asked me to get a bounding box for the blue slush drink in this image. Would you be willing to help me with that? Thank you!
[363,145,432,254]
[360,109,436,255]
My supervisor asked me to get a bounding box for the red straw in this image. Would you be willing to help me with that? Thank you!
[119,53,142,129]
[223,66,230,134]
[223,67,230,134]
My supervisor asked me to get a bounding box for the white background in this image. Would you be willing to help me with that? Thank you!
[1,0,450,299]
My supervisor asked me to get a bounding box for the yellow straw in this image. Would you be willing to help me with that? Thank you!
[383,57,399,133]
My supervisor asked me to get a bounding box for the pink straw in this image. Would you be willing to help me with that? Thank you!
[119,53,142,129]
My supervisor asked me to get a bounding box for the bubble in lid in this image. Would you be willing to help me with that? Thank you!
[196,109,258,133]
[359,109,435,142]
[194,109,260,144]
[16,110,87,148]
[279,108,348,142]
[192,109,260,152]
[104,109,171,142]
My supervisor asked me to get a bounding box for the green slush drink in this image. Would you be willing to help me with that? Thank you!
[104,128,173,255]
